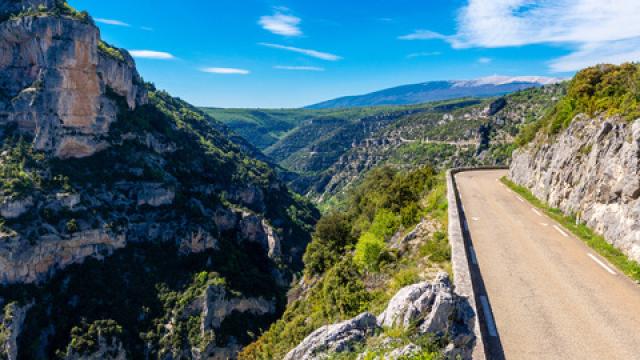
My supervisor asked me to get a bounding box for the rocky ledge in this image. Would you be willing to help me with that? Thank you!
[284,273,475,360]
[510,116,640,262]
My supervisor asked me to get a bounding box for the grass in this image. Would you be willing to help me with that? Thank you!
[501,177,640,283]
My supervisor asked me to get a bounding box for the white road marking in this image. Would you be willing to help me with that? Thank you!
[469,246,478,265]
[480,296,498,337]
[531,208,543,217]
[587,253,617,275]
[472,217,480,221]
[540,222,549,227]
[553,225,569,237]
[515,196,525,203]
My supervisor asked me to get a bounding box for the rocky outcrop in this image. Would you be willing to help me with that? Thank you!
[135,183,175,207]
[283,312,378,360]
[63,337,126,360]
[0,196,33,219]
[0,302,32,360]
[377,272,453,331]
[286,274,475,360]
[200,284,275,331]
[0,229,126,283]
[510,116,640,262]
[0,2,146,159]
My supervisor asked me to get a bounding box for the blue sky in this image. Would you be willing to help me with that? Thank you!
[69,0,640,108]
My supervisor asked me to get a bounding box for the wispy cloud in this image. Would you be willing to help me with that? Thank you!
[129,50,175,60]
[95,18,130,27]
[399,30,450,41]
[259,12,302,37]
[200,67,250,75]
[477,57,492,64]
[274,65,325,71]
[259,43,342,61]
[406,0,640,72]
[407,51,441,58]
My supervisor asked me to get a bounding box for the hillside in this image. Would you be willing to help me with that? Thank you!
[306,76,562,109]
[0,1,317,359]
[216,85,564,203]
[240,166,475,360]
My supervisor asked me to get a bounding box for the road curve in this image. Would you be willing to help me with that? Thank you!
[456,170,640,360]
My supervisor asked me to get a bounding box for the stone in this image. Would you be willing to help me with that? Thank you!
[283,312,378,360]
[0,196,33,219]
[377,272,451,330]
[510,116,640,262]
[136,183,175,207]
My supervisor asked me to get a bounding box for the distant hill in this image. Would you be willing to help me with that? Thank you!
[306,76,563,109]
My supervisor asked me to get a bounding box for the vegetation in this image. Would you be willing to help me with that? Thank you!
[516,63,640,145]
[239,166,450,359]
[98,41,125,61]
[501,177,640,282]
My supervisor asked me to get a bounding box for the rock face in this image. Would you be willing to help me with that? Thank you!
[0,229,126,283]
[0,302,32,360]
[283,312,378,360]
[0,1,146,159]
[510,116,640,262]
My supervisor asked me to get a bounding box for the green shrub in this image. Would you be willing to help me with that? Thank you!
[353,232,386,271]
[419,231,450,263]
[369,209,401,240]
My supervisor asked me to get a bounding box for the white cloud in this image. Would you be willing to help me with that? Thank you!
[407,51,442,58]
[201,67,250,75]
[477,57,492,64]
[95,18,130,27]
[399,30,450,41]
[259,12,302,37]
[274,65,325,71]
[408,0,640,71]
[259,43,342,61]
[129,50,175,60]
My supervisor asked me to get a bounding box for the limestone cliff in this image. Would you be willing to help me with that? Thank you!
[0,0,146,159]
[510,115,640,262]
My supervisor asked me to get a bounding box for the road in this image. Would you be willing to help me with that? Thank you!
[456,170,640,360]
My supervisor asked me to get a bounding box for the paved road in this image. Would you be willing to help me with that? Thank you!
[456,170,640,360]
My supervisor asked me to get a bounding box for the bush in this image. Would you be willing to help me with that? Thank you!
[353,232,386,271]
[369,209,401,240]
[419,231,450,263]
[303,212,356,275]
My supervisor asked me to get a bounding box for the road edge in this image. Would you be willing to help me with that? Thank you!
[447,167,507,360]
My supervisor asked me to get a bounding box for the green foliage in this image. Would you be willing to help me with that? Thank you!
[419,231,451,264]
[321,258,371,319]
[98,41,125,61]
[303,212,356,275]
[0,136,45,199]
[353,232,386,271]
[65,219,78,233]
[369,209,401,240]
[516,63,640,145]
[502,177,640,282]
[66,319,123,356]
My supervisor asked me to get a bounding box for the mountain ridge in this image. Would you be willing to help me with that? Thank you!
[306,76,563,109]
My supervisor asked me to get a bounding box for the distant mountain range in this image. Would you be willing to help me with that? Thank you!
[306,76,564,109]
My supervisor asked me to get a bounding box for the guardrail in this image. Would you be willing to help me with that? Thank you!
[447,167,508,360]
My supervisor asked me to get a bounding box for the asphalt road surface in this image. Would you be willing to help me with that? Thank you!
[456,170,640,360]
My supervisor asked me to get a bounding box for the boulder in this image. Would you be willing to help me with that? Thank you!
[377,272,451,330]
[283,312,378,360]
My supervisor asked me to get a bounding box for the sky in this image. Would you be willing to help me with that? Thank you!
[69,0,640,108]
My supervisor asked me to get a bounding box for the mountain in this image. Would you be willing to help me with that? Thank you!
[306,76,563,109]
[0,1,317,359]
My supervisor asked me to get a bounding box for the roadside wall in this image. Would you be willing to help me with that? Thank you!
[447,167,507,359]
